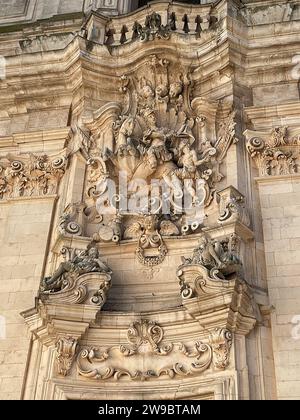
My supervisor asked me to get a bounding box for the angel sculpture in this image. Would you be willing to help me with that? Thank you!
[168,140,216,204]
[123,216,179,241]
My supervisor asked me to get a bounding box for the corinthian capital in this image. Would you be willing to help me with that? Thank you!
[244,126,300,177]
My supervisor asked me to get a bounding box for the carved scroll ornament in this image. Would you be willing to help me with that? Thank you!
[76,320,223,381]
[0,153,68,200]
[245,126,300,177]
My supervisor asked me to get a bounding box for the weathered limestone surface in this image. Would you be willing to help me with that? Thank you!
[257,177,300,400]
[0,198,55,400]
[0,0,299,400]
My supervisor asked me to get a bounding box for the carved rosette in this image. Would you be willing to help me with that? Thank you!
[245,126,300,177]
[210,329,233,370]
[0,153,68,200]
[56,336,78,377]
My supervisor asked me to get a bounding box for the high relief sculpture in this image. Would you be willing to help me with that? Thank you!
[74,56,238,268]
[181,234,242,279]
[42,242,112,293]
[0,153,68,200]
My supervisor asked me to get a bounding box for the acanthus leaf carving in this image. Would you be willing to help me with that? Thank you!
[0,153,68,200]
[56,336,78,377]
[245,126,300,177]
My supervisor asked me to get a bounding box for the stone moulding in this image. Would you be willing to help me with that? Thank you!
[22,271,112,377]
[84,2,219,48]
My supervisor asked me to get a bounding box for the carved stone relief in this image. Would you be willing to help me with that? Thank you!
[41,241,112,307]
[76,320,230,381]
[180,234,242,282]
[217,186,251,227]
[77,57,239,269]
[56,336,78,377]
[0,153,68,200]
[245,126,300,177]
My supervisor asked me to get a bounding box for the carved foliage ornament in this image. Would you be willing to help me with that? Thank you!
[245,126,300,177]
[210,328,233,370]
[77,320,230,381]
[56,336,78,377]
[0,153,67,200]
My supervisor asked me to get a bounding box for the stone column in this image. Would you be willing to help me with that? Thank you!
[245,127,300,400]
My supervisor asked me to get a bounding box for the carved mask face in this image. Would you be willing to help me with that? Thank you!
[169,82,183,99]
[142,85,154,99]
[156,85,168,98]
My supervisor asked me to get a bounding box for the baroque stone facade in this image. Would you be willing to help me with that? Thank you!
[0,0,300,400]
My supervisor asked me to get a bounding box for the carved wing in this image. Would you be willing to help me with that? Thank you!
[159,220,179,237]
[215,111,237,162]
[123,222,144,240]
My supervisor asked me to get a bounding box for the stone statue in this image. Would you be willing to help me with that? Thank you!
[141,108,173,170]
[182,236,242,277]
[42,244,112,292]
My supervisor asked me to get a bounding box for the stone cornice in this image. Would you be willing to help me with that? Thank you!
[0,128,71,154]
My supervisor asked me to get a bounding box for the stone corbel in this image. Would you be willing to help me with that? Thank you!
[177,264,257,336]
[21,270,112,377]
[217,186,251,227]
[56,336,79,377]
